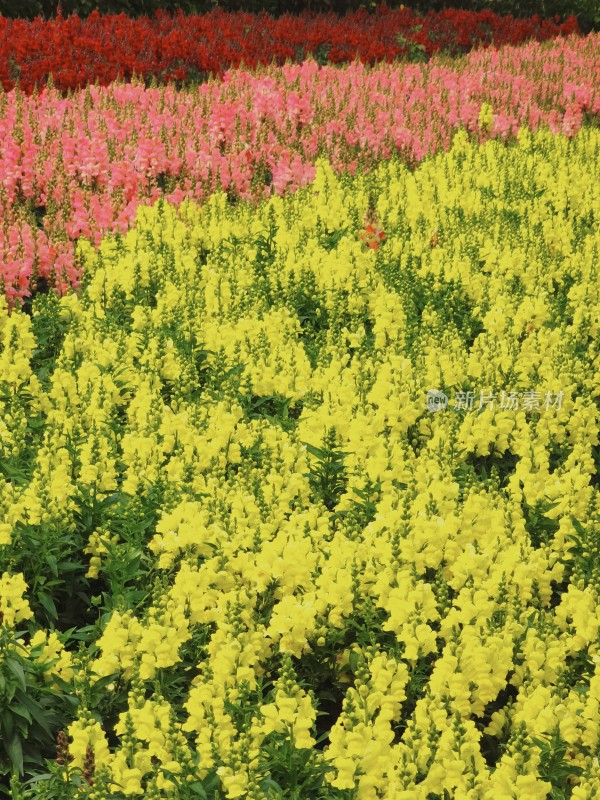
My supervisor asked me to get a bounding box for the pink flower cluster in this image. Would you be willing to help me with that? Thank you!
[1,33,599,304]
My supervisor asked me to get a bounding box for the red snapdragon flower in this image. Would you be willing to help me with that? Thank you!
[359,218,386,250]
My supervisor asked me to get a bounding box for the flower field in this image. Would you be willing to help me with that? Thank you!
[2,7,600,800]
[0,7,580,92]
[2,34,599,306]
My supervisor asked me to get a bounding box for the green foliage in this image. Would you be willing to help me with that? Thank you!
[76,490,158,616]
[260,736,337,799]
[3,518,91,629]
[333,478,382,529]
[397,31,428,63]
[304,429,349,512]
[523,499,560,550]
[242,394,303,432]
[532,730,585,798]
[287,270,329,369]
[28,291,69,389]
[0,627,76,784]
[18,763,114,800]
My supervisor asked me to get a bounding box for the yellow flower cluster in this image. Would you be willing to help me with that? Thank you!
[260,654,317,749]
[29,629,75,684]
[2,125,600,797]
[0,572,33,627]
[67,714,111,772]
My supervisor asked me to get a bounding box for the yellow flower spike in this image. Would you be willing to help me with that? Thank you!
[66,717,111,772]
[29,630,75,684]
[0,572,33,627]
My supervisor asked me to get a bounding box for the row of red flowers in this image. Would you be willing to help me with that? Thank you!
[0,5,580,93]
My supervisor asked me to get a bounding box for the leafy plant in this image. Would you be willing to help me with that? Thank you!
[303,429,349,512]
[396,32,428,63]
[0,627,76,784]
[260,736,336,799]
[523,499,560,549]
[3,518,92,631]
[532,730,584,799]
[242,394,303,432]
[314,43,332,67]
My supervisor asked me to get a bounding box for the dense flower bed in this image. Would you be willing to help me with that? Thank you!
[0,5,581,93]
[2,126,600,797]
[1,33,599,306]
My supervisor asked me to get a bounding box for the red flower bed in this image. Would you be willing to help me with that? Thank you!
[0,5,580,93]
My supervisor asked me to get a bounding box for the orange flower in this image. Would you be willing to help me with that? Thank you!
[359,216,386,250]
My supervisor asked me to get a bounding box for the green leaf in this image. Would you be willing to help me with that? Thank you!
[14,691,52,736]
[22,773,54,785]
[7,703,31,724]
[6,735,23,775]
[90,672,120,692]
[5,658,27,691]
[260,777,284,796]
[302,442,328,459]
[46,673,74,693]
[202,771,220,793]
[37,591,58,620]
[1,709,13,738]
[348,650,360,674]
[69,625,98,641]
[571,516,586,537]
[45,554,58,577]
